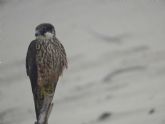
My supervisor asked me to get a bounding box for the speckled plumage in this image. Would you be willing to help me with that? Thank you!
[26,23,67,124]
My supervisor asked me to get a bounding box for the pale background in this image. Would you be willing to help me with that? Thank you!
[0,0,165,124]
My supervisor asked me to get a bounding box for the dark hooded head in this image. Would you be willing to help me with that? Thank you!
[35,23,55,39]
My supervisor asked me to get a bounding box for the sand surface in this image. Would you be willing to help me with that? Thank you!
[0,0,165,124]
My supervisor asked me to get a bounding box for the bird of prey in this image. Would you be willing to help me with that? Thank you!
[26,23,68,124]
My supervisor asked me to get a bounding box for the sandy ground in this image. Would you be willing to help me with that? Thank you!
[0,0,165,124]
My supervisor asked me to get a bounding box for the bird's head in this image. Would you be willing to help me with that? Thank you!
[35,23,55,39]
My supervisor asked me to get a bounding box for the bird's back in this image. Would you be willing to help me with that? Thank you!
[36,37,67,75]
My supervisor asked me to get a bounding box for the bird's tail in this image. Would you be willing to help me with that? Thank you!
[35,94,54,124]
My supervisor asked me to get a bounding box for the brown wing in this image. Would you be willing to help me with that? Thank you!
[26,40,40,119]
[52,37,68,75]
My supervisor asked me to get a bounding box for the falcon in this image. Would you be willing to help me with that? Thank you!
[26,23,68,124]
